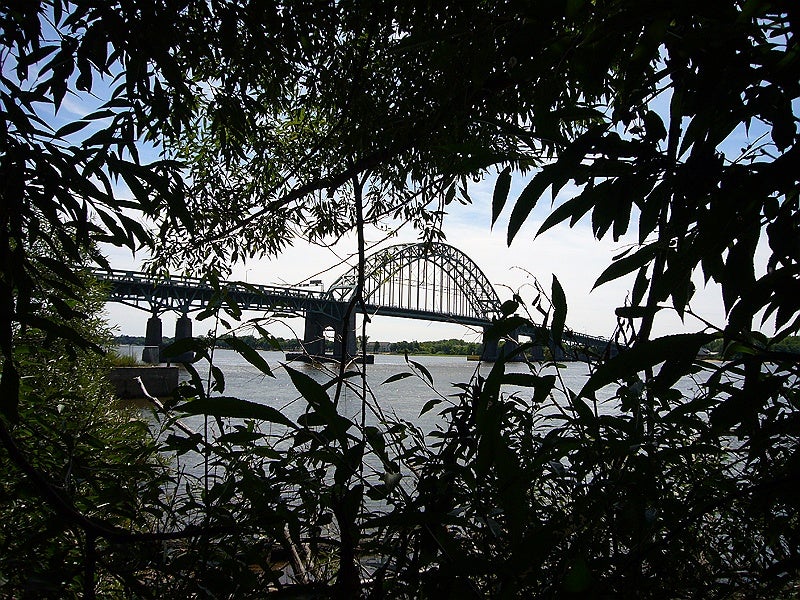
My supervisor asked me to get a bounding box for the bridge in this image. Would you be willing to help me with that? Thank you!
[92,243,616,363]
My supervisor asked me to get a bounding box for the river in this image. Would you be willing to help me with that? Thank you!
[117,346,627,431]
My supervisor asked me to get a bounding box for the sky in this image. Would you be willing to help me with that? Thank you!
[102,170,751,344]
[30,34,774,345]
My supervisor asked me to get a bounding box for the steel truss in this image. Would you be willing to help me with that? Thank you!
[327,243,502,321]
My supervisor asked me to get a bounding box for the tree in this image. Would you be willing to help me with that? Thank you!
[2,0,798,597]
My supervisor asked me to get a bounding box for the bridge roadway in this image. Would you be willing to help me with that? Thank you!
[91,266,614,363]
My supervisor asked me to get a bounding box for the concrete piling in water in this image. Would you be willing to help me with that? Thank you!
[142,314,162,364]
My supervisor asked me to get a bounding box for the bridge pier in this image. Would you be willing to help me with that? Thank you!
[298,307,360,363]
[550,343,566,362]
[528,345,545,361]
[480,330,498,362]
[173,312,194,362]
[142,314,162,364]
[481,327,524,362]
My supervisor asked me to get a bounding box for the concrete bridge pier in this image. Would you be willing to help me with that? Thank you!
[298,307,359,362]
[480,330,498,362]
[172,312,194,362]
[550,343,566,362]
[332,311,358,362]
[301,314,326,357]
[528,345,546,361]
[480,327,524,362]
[142,313,162,364]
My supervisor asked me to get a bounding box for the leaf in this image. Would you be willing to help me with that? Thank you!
[492,166,512,226]
[285,365,350,445]
[507,171,551,244]
[615,305,662,319]
[580,333,715,398]
[537,191,596,237]
[419,398,442,417]
[285,365,332,410]
[501,373,543,387]
[162,337,206,360]
[210,365,225,393]
[382,372,414,385]
[55,120,89,137]
[223,336,274,377]
[551,275,567,345]
[643,110,667,142]
[408,359,433,385]
[631,265,650,307]
[177,397,295,428]
[484,315,529,342]
[502,372,556,404]
[444,184,456,205]
[593,244,658,290]
[218,431,266,445]
[499,299,519,316]
[570,393,596,424]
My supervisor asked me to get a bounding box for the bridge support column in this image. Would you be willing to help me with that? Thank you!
[172,312,194,362]
[142,314,162,364]
[528,345,545,361]
[296,307,362,363]
[481,327,524,362]
[499,331,524,361]
[480,327,499,361]
[301,313,326,357]
[332,311,357,362]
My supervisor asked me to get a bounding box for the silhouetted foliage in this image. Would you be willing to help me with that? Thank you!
[2,1,798,598]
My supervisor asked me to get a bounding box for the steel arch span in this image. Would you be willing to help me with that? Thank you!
[327,243,502,322]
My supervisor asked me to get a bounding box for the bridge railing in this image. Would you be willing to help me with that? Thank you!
[89,268,330,300]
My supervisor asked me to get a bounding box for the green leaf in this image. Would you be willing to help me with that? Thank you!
[177,397,295,428]
[492,166,512,226]
[223,336,274,377]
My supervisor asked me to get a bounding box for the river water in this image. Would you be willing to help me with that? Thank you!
[118,346,620,434]
[117,345,712,534]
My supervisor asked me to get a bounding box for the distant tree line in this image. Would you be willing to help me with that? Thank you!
[388,339,481,356]
[704,336,800,357]
[113,335,482,355]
